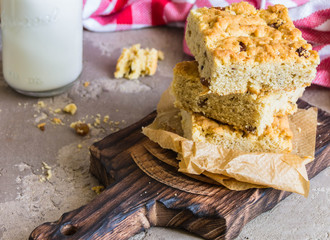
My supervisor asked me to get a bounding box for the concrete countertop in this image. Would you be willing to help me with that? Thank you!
[0,27,329,240]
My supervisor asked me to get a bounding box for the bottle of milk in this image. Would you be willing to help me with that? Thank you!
[1,0,83,96]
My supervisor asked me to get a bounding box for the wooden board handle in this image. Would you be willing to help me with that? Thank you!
[29,166,226,240]
[29,169,153,240]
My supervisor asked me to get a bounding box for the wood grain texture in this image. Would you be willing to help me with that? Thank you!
[30,101,330,240]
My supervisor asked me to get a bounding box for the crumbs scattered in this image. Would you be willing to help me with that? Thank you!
[71,122,90,136]
[297,127,301,133]
[33,99,126,135]
[91,186,105,195]
[37,123,46,131]
[83,81,90,87]
[39,162,52,182]
[93,117,101,127]
[77,144,83,149]
[52,118,63,125]
[103,115,109,123]
[37,101,46,108]
[63,103,77,115]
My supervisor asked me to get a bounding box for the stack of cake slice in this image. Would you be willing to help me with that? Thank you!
[171,2,319,153]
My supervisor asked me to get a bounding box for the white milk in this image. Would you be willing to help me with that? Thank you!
[1,0,83,96]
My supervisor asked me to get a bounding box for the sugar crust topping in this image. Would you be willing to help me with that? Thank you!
[189,2,319,65]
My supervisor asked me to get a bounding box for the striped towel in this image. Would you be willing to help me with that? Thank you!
[83,0,330,88]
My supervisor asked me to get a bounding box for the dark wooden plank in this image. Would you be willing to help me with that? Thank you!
[30,101,330,240]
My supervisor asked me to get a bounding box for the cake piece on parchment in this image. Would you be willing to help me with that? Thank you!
[172,61,304,135]
[181,109,293,153]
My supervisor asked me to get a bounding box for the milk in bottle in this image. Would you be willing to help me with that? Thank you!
[1,0,83,96]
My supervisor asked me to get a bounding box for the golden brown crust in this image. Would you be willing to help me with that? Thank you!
[189,2,319,65]
[193,113,292,141]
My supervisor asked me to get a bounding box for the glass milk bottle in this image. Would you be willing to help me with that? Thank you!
[1,0,83,96]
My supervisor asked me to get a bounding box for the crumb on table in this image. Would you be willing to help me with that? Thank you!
[71,122,90,136]
[52,118,63,125]
[37,123,46,131]
[114,44,164,80]
[63,103,77,115]
[91,186,105,195]
[37,101,46,108]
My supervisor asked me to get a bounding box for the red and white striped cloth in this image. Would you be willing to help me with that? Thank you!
[83,0,330,88]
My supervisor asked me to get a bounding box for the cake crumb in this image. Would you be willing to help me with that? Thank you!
[52,118,63,125]
[91,186,105,195]
[103,115,110,123]
[54,108,62,113]
[77,144,83,149]
[83,81,90,87]
[37,123,46,131]
[37,101,46,108]
[114,44,163,80]
[73,122,89,136]
[39,162,52,182]
[70,121,80,128]
[94,118,101,127]
[63,103,77,115]
[42,162,51,171]
[114,121,120,125]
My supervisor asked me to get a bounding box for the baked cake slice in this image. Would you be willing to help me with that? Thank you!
[181,109,293,153]
[172,61,304,135]
[185,2,319,95]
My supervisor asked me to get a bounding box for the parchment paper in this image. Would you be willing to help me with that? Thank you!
[142,88,318,197]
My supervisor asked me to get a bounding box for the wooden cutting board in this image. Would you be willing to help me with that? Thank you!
[30,100,330,240]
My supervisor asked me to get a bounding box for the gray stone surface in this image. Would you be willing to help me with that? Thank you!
[0,27,329,240]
